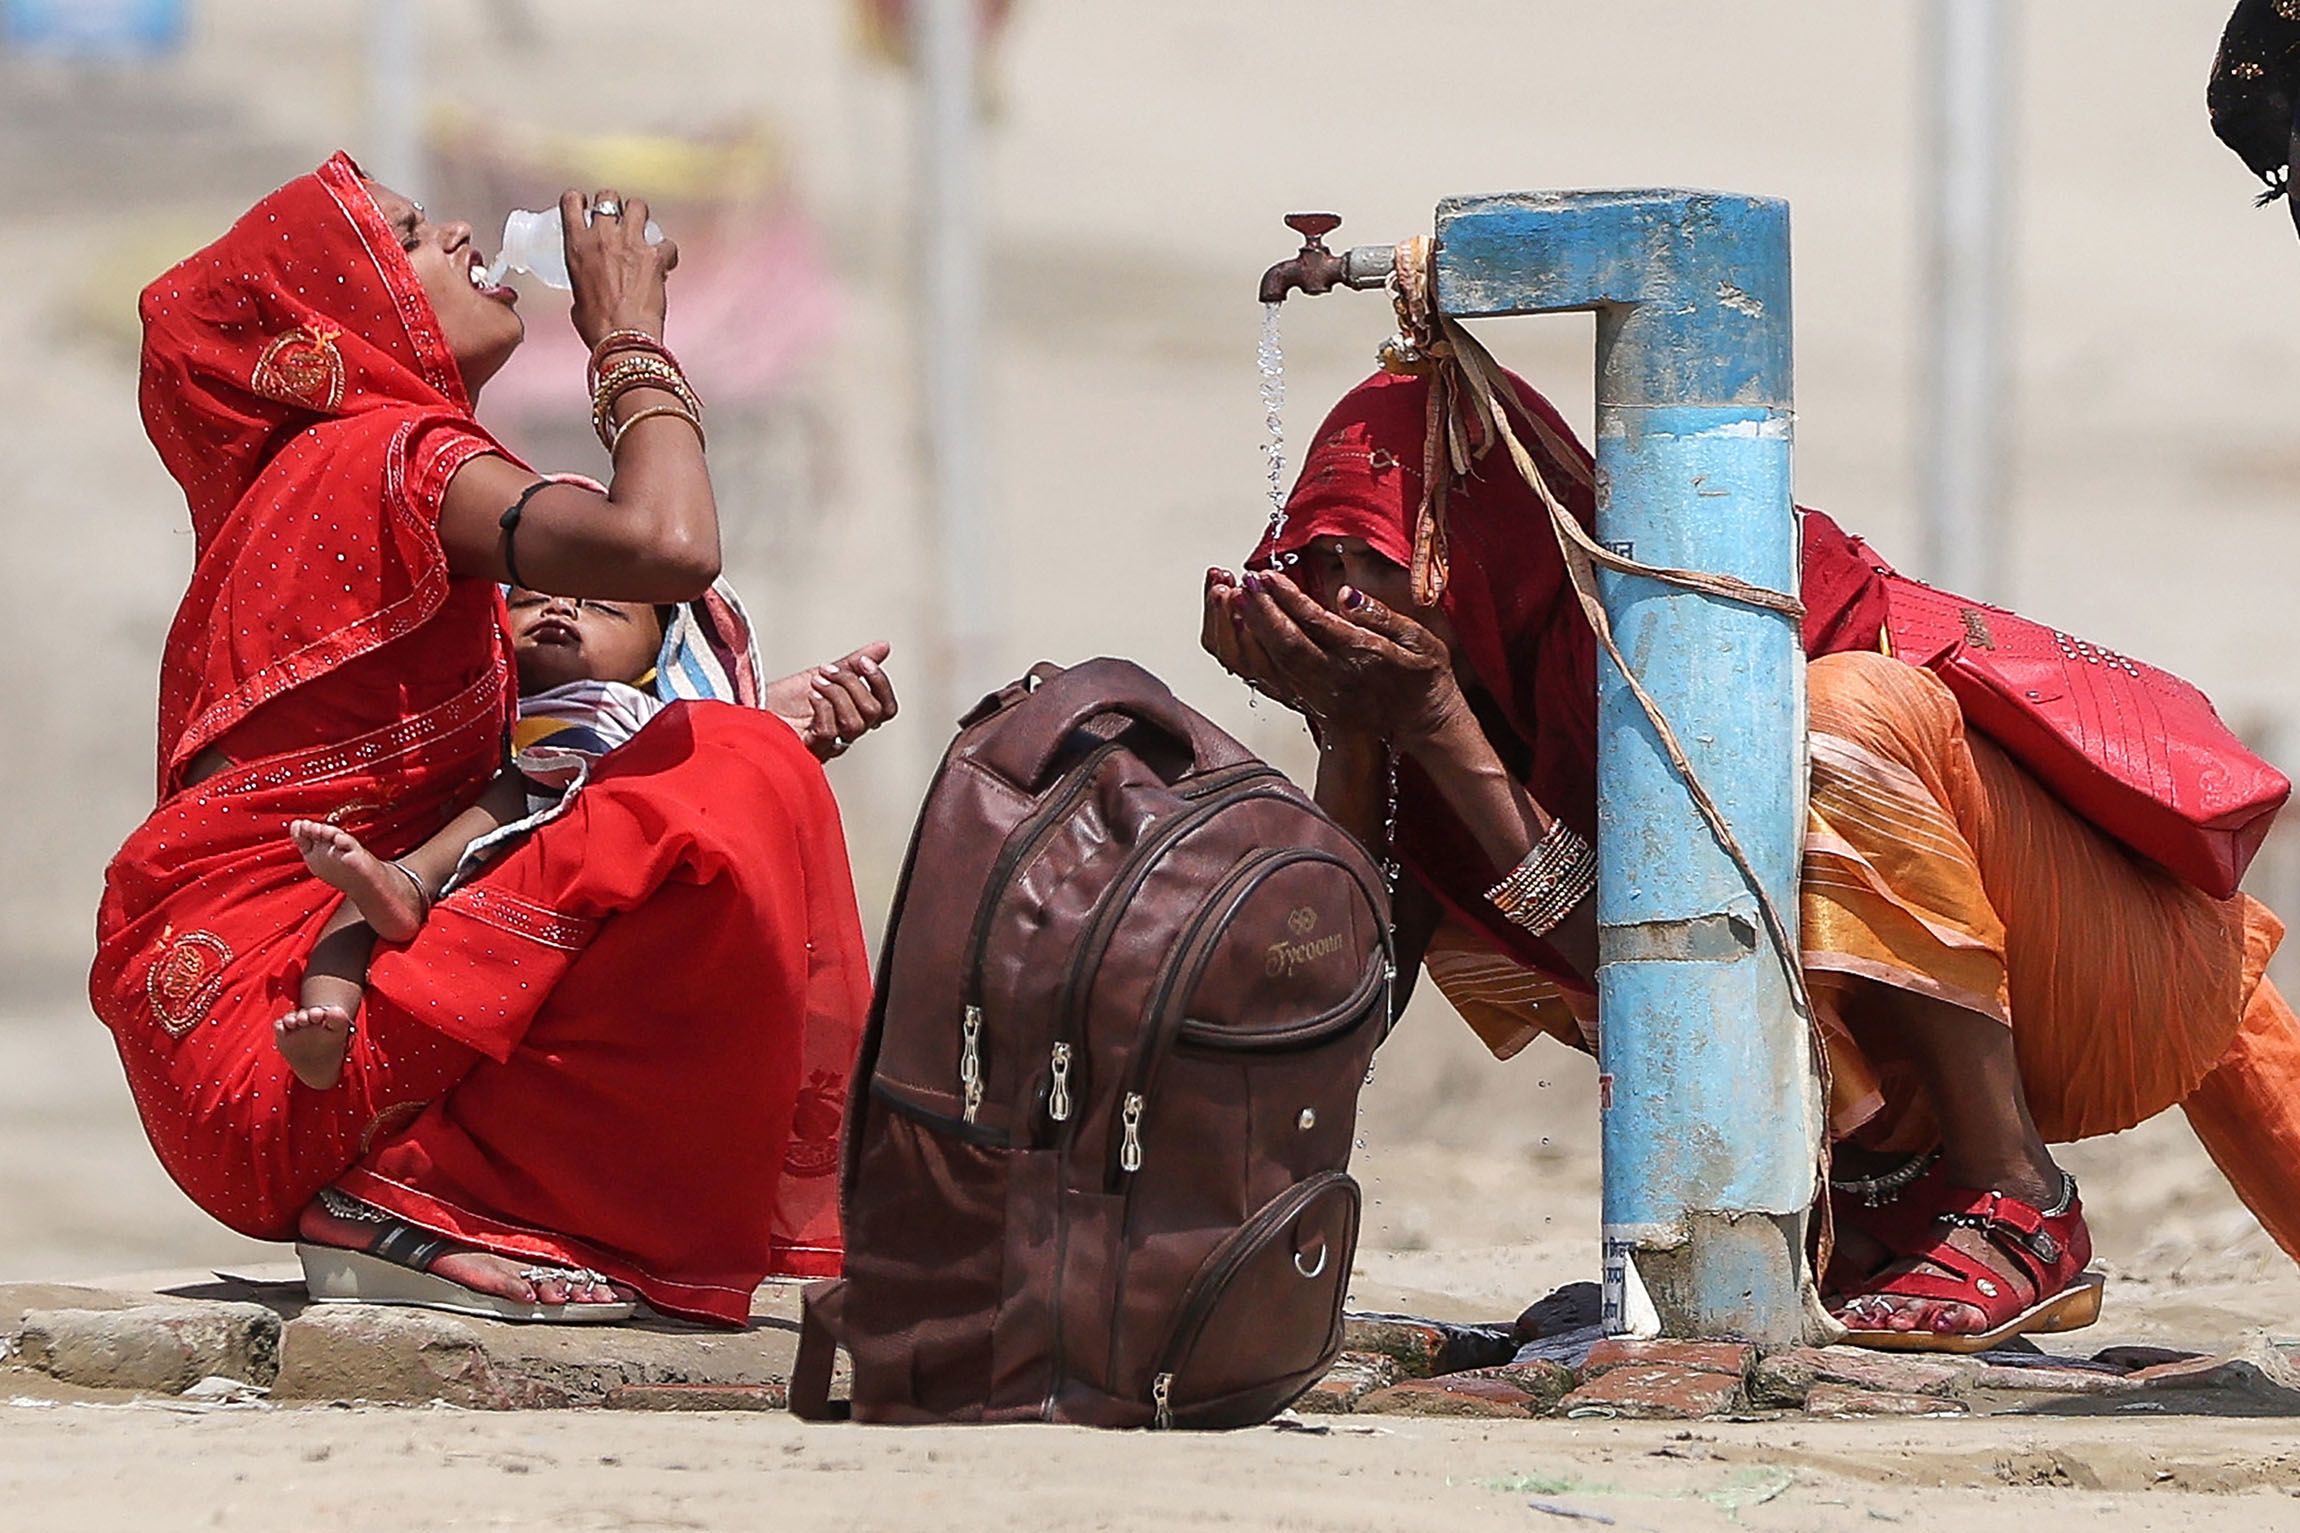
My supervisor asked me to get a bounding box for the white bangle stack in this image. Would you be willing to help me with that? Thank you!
[1485,821,1596,936]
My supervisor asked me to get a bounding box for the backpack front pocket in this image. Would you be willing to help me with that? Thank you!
[1144,1170,1359,1429]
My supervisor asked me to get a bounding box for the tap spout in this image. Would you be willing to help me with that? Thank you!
[1259,212,1347,303]
[1259,213,1399,303]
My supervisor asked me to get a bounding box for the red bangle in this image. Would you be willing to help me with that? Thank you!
[587,329,677,390]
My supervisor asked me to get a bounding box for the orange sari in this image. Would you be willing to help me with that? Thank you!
[1428,620,2300,1266]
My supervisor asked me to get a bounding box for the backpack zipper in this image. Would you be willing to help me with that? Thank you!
[1046,783,1293,1105]
[1032,768,1285,1130]
[1047,1041,1073,1123]
[1036,767,1285,1423]
[1145,1170,1356,1428]
[1118,1093,1144,1172]
[962,757,1276,1131]
[1099,849,1384,1389]
[959,1004,985,1123]
[951,738,1125,1116]
[1108,848,1390,1190]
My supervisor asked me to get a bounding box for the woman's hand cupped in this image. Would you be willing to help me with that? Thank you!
[1201,567,1306,714]
[768,641,897,762]
[1237,570,1465,743]
[563,188,680,350]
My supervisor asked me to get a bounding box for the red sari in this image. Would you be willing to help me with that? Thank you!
[90,153,869,1324]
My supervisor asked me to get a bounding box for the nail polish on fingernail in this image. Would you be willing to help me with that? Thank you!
[855,656,879,674]
[1340,585,1365,609]
[1243,573,1264,594]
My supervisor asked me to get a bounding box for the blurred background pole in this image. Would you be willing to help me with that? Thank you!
[910,0,993,730]
[366,0,425,200]
[1919,0,2014,600]
[914,0,992,729]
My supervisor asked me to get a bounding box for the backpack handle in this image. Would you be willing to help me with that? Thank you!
[970,658,1200,789]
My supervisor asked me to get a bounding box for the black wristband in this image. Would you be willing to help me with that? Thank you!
[497,479,551,591]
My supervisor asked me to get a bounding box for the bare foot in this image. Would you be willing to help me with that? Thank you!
[276,1005,354,1090]
[297,1198,637,1307]
[290,819,427,941]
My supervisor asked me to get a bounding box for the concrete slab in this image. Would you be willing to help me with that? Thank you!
[11,1301,279,1391]
[3,1271,815,1408]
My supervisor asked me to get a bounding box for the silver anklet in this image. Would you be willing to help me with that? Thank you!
[316,1185,390,1223]
[1827,1149,1940,1207]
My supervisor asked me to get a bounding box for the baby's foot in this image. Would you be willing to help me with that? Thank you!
[289,819,427,941]
[276,1005,353,1090]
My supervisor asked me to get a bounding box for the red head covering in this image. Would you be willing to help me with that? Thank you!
[140,152,514,793]
[1253,367,1889,983]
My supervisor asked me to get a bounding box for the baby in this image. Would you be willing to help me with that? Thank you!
[274,589,893,1089]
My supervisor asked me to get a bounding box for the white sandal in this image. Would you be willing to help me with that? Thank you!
[297,1193,634,1324]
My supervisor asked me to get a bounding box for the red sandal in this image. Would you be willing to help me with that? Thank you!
[1835,1175,2104,1354]
[1821,1153,1946,1297]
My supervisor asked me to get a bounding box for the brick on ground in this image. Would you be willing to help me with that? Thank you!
[1560,1363,1746,1420]
[1750,1345,1968,1408]
[9,1302,280,1393]
[1355,1371,1547,1419]
[1294,1351,1400,1413]
[1965,1361,2138,1397]
[1580,1337,1755,1380]
[605,1382,789,1411]
[1340,1313,1520,1379]
[1804,1382,1969,1418]
[1559,1363,1745,1420]
[2126,1339,2300,1407]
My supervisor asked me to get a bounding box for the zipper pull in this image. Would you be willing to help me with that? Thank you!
[1152,1370,1173,1430]
[960,1004,984,1124]
[1048,1042,1073,1123]
[1120,1092,1144,1173]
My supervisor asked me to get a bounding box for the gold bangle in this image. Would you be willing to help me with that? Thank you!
[593,372,697,448]
[609,402,706,455]
[591,357,702,449]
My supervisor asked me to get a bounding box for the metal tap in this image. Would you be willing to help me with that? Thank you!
[1257,212,1397,303]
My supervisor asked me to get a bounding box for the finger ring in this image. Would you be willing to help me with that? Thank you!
[593,197,624,220]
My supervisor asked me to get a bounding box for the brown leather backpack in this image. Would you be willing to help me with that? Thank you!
[791,658,1393,1427]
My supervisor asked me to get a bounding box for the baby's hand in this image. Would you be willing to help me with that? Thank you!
[768,642,896,761]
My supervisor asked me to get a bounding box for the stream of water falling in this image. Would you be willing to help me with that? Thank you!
[1257,300,1291,562]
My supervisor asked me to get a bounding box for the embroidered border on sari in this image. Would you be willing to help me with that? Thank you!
[204,663,506,800]
[445,886,600,952]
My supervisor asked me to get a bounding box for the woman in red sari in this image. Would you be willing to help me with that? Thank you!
[92,153,874,1324]
[1204,366,2300,1350]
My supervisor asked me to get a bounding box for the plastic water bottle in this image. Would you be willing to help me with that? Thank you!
[486,206,666,291]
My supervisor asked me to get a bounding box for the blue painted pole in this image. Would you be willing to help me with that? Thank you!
[1432,191,1819,1344]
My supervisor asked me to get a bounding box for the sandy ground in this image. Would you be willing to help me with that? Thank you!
[7,1,2300,1527]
